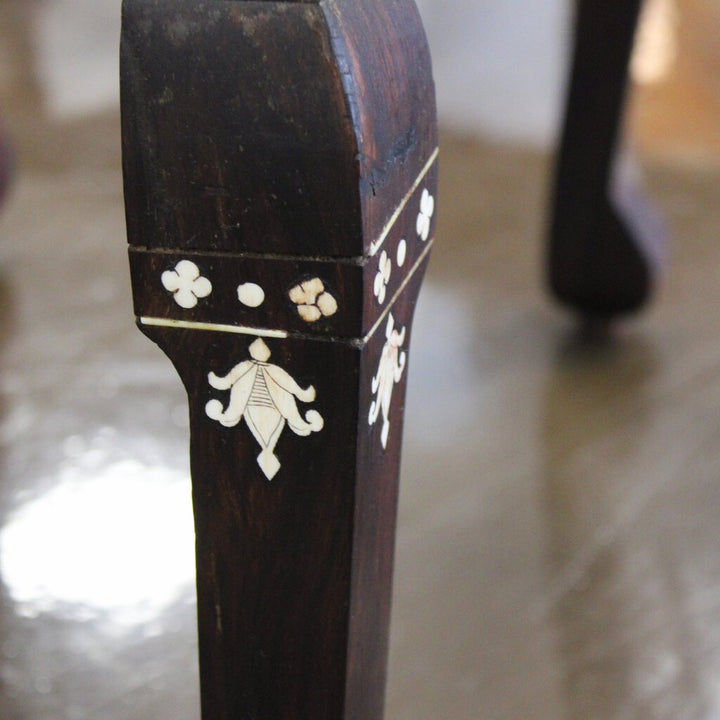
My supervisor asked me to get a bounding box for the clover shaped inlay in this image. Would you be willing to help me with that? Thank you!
[161,260,212,309]
[373,250,392,304]
[416,188,435,242]
[288,278,338,323]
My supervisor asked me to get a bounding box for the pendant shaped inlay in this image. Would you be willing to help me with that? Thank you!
[205,338,324,480]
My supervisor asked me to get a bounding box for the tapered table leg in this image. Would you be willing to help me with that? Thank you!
[120,2,437,718]
[548,0,667,318]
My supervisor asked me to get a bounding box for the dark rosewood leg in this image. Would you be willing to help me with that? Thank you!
[120,1,437,718]
[548,0,667,318]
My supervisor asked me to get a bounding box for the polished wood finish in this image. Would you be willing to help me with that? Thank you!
[121,1,437,718]
[548,0,667,317]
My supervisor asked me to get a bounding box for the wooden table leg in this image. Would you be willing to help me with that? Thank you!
[120,1,437,718]
[548,0,667,318]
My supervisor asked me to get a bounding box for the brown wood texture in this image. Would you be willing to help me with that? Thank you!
[547,0,667,318]
[120,1,437,719]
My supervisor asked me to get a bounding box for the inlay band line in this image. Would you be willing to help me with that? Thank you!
[139,237,433,345]
[139,317,289,338]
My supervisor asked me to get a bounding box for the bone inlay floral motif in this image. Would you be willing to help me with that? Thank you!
[416,188,435,242]
[288,278,338,322]
[205,338,324,480]
[161,260,212,309]
[368,315,406,449]
[373,251,392,304]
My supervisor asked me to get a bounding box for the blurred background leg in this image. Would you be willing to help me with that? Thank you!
[548,0,668,319]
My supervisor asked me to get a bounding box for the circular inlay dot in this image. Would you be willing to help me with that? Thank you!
[397,239,407,267]
[298,305,322,323]
[237,282,265,308]
[316,292,338,317]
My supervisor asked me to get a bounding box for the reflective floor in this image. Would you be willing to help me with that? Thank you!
[2,1,720,719]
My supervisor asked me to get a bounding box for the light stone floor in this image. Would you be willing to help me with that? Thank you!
[2,2,720,719]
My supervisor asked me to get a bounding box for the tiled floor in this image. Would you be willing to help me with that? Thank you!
[2,1,720,719]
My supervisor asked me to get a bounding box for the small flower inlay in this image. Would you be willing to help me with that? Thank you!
[288,278,338,323]
[161,260,212,309]
[368,315,406,449]
[416,188,435,242]
[373,251,392,304]
[205,338,324,480]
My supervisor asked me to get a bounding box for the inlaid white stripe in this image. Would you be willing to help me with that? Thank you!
[139,317,289,339]
[369,147,439,257]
